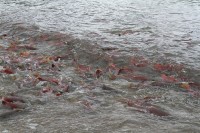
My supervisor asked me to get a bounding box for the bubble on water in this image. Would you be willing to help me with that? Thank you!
[28,123,38,130]
[2,130,10,133]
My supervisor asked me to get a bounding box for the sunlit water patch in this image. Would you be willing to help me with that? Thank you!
[0,0,200,132]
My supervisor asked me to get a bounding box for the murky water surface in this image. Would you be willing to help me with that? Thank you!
[0,0,200,132]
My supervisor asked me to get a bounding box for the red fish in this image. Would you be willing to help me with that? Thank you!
[47,78,59,85]
[154,63,183,72]
[2,101,19,109]
[72,59,91,72]
[55,92,63,96]
[17,45,37,50]
[20,51,30,57]
[54,85,69,96]
[108,63,116,69]
[0,67,15,74]
[119,98,169,117]
[122,74,148,81]
[154,64,167,71]
[132,75,148,81]
[130,57,148,67]
[1,96,26,109]
[95,69,103,78]
[41,86,52,93]
[2,96,25,103]
[6,44,18,51]
[180,82,191,90]
[189,82,200,88]
[59,84,69,92]
[80,65,91,71]
[117,67,133,75]
[161,74,177,82]
[146,105,169,116]
[37,76,59,85]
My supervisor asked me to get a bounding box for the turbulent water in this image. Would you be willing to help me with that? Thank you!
[0,0,200,132]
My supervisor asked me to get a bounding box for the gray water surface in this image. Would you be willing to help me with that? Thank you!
[1,0,200,69]
[0,0,200,132]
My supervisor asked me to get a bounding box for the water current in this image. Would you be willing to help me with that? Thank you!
[0,0,200,132]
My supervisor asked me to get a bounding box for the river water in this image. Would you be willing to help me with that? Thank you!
[0,0,200,132]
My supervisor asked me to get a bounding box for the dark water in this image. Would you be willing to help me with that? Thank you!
[0,0,200,132]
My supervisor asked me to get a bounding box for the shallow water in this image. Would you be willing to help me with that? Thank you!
[0,0,200,132]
